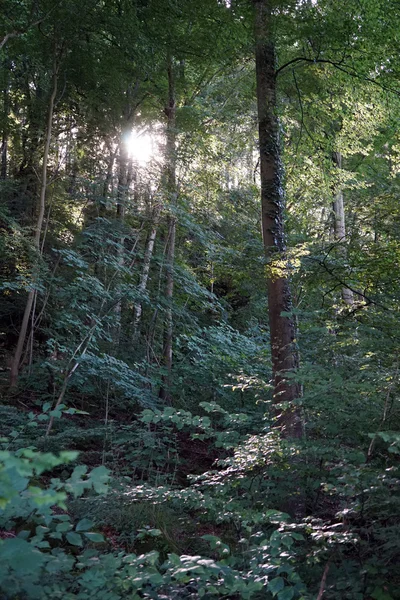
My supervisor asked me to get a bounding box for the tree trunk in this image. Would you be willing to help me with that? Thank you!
[332,151,353,305]
[113,139,130,345]
[117,139,129,221]
[160,215,176,400]
[0,62,8,180]
[103,144,116,202]
[132,206,161,341]
[159,58,177,403]
[1,132,7,180]
[253,0,301,438]
[9,59,58,388]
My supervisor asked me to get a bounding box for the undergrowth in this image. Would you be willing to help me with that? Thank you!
[1,397,399,599]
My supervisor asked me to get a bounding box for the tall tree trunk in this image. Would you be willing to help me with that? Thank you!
[253,0,301,438]
[0,61,8,179]
[103,143,116,202]
[113,139,130,345]
[117,139,129,220]
[160,215,176,401]
[159,59,177,403]
[0,131,7,180]
[132,205,161,341]
[10,59,58,388]
[332,151,353,305]
[17,64,45,224]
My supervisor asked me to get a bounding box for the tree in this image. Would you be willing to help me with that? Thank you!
[332,151,354,305]
[9,45,61,388]
[2,0,400,598]
[159,58,177,403]
[253,0,301,437]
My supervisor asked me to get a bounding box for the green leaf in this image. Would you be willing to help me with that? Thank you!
[268,577,285,596]
[56,522,72,533]
[148,572,164,585]
[89,465,109,494]
[148,529,162,537]
[371,588,394,600]
[141,409,155,423]
[66,532,83,546]
[76,518,93,531]
[278,587,295,600]
[168,553,181,566]
[17,530,30,540]
[59,451,79,462]
[49,409,62,418]
[83,532,104,542]
[37,414,49,421]
[200,416,211,428]
[0,538,46,572]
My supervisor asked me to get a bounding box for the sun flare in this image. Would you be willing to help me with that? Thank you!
[126,129,158,164]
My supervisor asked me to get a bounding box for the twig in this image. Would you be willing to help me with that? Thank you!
[309,254,387,309]
[0,19,43,50]
[276,56,400,96]
[317,559,331,600]
[367,358,399,460]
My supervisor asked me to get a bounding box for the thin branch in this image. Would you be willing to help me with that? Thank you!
[317,559,331,600]
[0,0,64,52]
[0,18,45,50]
[276,56,317,76]
[367,358,399,460]
[276,56,400,96]
[307,246,388,310]
[292,68,313,153]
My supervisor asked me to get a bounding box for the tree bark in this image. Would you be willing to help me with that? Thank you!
[253,0,301,438]
[113,138,131,345]
[159,58,177,403]
[332,151,353,305]
[9,57,58,388]
[0,60,9,180]
[132,205,161,341]
[103,143,116,202]
[160,215,176,398]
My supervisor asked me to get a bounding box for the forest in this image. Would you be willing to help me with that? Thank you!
[1,0,400,598]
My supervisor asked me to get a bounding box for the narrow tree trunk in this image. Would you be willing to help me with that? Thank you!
[159,59,177,403]
[67,146,79,198]
[9,60,58,388]
[1,134,7,179]
[117,140,129,220]
[160,215,176,399]
[132,206,161,341]
[0,61,8,179]
[113,139,130,345]
[254,0,301,438]
[103,145,115,202]
[332,151,353,305]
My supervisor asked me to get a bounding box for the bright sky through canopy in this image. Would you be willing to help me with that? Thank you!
[126,129,157,164]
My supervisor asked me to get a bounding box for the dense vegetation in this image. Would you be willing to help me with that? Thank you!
[1,0,399,598]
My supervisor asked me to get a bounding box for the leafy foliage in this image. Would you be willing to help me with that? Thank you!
[1,0,400,598]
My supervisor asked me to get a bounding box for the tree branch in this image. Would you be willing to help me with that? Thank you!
[317,559,331,600]
[276,56,400,96]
